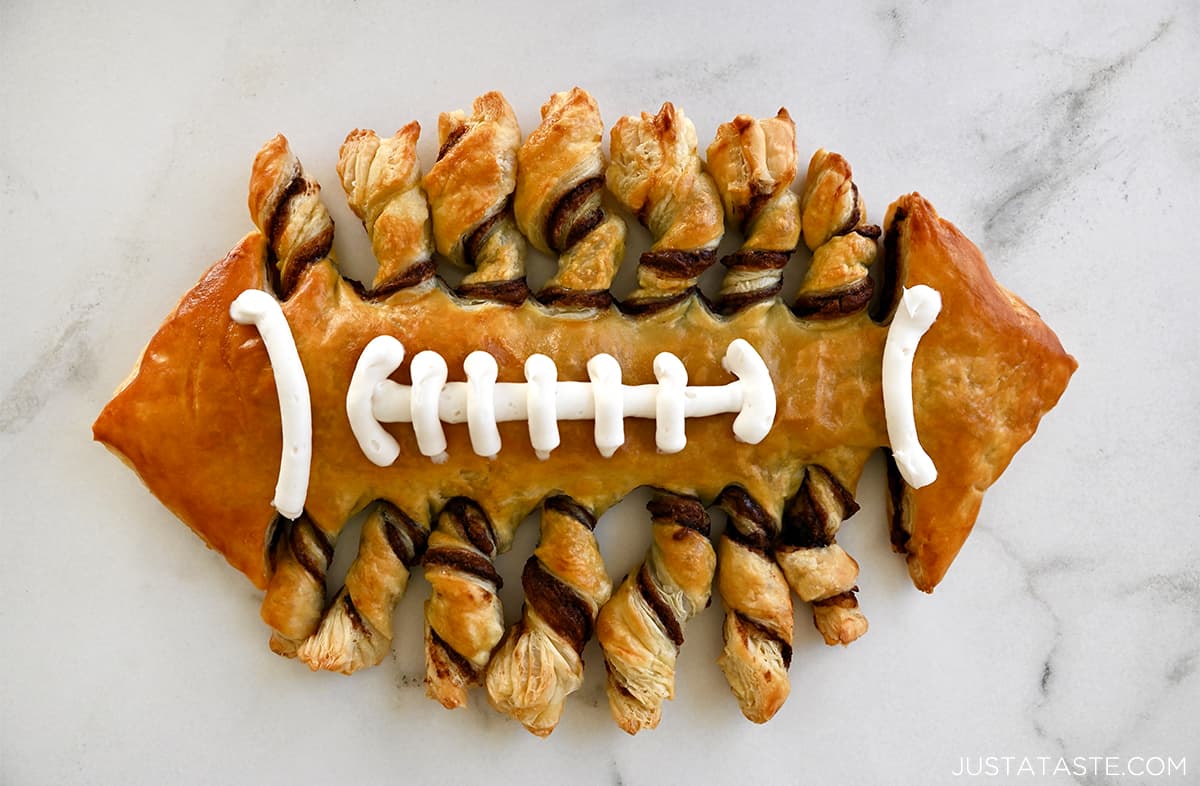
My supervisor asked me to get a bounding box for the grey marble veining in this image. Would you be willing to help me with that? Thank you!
[2,1,1197,784]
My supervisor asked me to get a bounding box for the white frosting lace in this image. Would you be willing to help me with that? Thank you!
[350,337,777,466]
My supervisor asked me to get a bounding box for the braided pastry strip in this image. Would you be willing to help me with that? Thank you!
[705,110,802,314]
[297,502,428,673]
[777,466,868,646]
[485,496,611,736]
[246,137,340,655]
[337,123,436,295]
[793,149,879,318]
[596,493,715,734]
[247,135,335,299]
[423,91,529,305]
[422,498,505,708]
[260,515,332,657]
[606,103,724,314]
[714,487,793,723]
[515,88,626,310]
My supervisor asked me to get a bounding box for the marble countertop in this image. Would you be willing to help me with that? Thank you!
[3,2,1197,784]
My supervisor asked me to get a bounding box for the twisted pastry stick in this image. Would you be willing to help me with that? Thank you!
[514,87,626,310]
[247,137,338,655]
[596,493,715,734]
[777,466,868,646]
[337,123,436,295]
[248,134,335,299]
[260,515,332,657]
[705,110,802,314]
[606,103,724,314]
[793,149,879,318]
[423,91,529,305]
[422,498,505,708]
[485,496,611,736]
[297,502,428,673]
[714,487,793,723]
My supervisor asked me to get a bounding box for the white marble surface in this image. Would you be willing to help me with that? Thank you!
[2,1,1197,784]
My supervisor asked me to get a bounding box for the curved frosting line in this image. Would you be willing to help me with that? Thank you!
[883,284,942,489]
[346,335,404,468]
[229,289,313,519]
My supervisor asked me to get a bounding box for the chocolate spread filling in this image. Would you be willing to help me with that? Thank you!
[463,203,509,268]
[422,548,504,587]
[872,205,907,323]
[341,591,370,635]
[813,590,860,610]
[780,466,860,549]
[638,563,684,647]
[429,628,478,681]
[380,502,427,567]
[839,181,862,238]
[522,557,593,654]
[885,449,911,553]
[544,495,597,531]
[368,260,437,299]
[442,497,497,556]
[265,170,304,253]
[290,516,332,579]
[456,278,530,306]
[792,276,875,319]
[716,486,776,548]
[638,248,717,280]
[647,493,710,536]
[278,220,334,297]
[721,249,790,272]
[437,125,469,161]
[546,176,604,253]
[538,287,612,311]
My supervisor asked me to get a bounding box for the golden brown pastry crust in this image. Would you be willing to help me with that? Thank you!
[337,123,435,291]
[882,193,1077,591]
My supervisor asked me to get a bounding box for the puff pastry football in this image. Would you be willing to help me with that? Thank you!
[92,88,1076,735]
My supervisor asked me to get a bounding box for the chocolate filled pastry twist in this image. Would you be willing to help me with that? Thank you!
[337,123,436,295]
[793,149,879,318]
[485,496,612,736]
[248,135,336,299]
[605,103,724,314]
[714,487,793,723]
[596,493,716,734]
[422,498,505,708]
[260,515,332,657]
[705,110,802,314]
[423,91,529,305]
[297,502,428,673]
[515,87,626,310]
[777,466,868,646]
